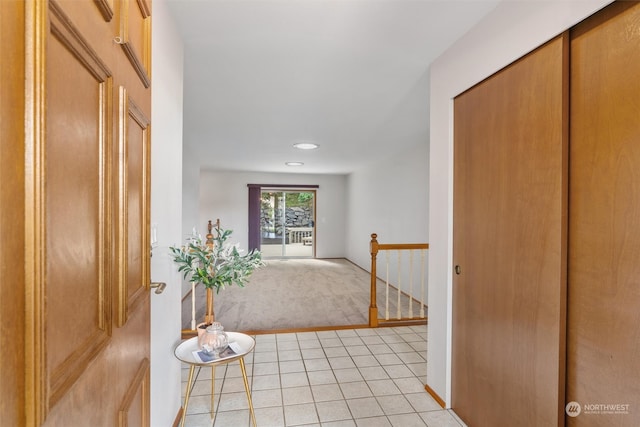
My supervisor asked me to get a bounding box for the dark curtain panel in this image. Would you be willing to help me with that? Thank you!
[247,185,261,251]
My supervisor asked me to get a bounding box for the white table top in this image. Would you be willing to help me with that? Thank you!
[174,331,255,366]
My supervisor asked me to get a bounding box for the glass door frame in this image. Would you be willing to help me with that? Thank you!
[259,188,316,259]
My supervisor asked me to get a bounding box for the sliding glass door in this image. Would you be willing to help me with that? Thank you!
[260,190,315,258]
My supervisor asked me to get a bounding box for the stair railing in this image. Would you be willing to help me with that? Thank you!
[369,233,429,327]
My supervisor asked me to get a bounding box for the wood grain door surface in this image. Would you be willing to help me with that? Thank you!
[567,2,640,426]
[1,1,27,425]
[452,35,568,427]
[22,0,152,425]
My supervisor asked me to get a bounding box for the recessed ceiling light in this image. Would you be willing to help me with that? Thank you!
[293,142,319,150]
[285,162,304,166]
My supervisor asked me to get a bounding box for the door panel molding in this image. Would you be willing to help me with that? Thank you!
[118,0,151,87]
[24,0,47,423]
[118,358,150,427]
[94,0,114,22]
[49,0,113,80]
[116,86,150,327]
[44,0,114,414]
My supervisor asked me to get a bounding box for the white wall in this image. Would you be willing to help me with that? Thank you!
[346,142,429,268]
[346,142,429,300]
[179,143,202,296]
[150,1,184,425]
[182,143,200,243]
[427,0,613,407]
[197,170,347,264]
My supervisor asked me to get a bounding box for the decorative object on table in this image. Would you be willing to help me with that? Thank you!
[201,321,228,356]
[192,342,238,363]
[193,322,240,363]
[170,219,265,330]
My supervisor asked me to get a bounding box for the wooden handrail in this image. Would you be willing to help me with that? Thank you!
[377,243,429,251]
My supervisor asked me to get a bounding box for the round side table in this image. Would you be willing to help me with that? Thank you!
[174,332,256,427]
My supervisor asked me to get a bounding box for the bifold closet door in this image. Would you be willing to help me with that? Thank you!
[568,2,640,426]
[452,34,568,427]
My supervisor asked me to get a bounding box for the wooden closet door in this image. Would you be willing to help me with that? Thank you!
[568,2,640,426]
[452,34,568,427]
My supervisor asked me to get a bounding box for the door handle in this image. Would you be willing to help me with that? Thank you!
[454,265,462,275]
[150,282,166,294]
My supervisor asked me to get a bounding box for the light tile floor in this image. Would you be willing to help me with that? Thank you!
[180,326,466,427]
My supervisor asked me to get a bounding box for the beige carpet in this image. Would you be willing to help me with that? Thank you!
[181,258,426,332]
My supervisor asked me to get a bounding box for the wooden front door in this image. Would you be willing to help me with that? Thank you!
[567,2,640,426]
[452,35,568,426]
[21,0,152,425]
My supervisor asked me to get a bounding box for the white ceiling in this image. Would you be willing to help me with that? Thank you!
[165,0,499,175]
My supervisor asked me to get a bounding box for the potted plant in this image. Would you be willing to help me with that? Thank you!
[170,220,265,333]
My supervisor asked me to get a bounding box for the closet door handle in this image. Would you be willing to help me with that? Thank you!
[454,265,462,275]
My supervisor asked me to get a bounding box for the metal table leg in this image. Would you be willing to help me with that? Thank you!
[210,366,216,418]
[180,365,196,427]
[239,358,257,427]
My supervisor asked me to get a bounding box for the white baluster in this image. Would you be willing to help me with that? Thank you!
[397,251,402,319]
[385,250,390,320]
[420,250,426,318]
[409,250,414,318]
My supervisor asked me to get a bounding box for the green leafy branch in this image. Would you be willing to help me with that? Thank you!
[170,224,265,293]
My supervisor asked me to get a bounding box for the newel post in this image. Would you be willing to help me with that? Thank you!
[204,219,220,324]
[369,233,379,327]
